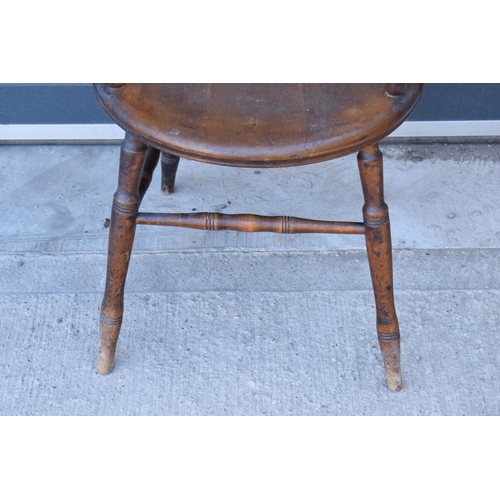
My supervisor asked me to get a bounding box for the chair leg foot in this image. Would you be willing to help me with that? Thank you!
[98,356,114,375]
[97,354,115,375]
[380,338,402,392]
[98,315,122,374]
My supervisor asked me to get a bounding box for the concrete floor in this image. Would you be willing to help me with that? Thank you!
[0,142,499,415]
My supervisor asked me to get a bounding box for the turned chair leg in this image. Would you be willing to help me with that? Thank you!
[357,143,402,392]
[98,133,148,375]
[139,146,160,201]
[161,151,180,195]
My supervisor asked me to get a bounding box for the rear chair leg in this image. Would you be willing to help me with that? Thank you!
[98,133,148,375]
[357,143,402,392]
[161,151,180,194]
[139,146,160,201]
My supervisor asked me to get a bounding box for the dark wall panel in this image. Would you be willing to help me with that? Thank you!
[1,83,499,124]
[408,84,500,121]
[0,84,113,124]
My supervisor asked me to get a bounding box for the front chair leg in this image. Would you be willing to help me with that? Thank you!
[98,133,148,375]
[357,143,402,392]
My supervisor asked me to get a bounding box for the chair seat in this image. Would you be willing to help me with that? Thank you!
[94,83,423,167]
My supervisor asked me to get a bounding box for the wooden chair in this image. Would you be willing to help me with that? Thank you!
[93,83,424,391]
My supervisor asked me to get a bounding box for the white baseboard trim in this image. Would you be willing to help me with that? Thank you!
[1,121,500,144]
[0,124,125,143]
[391,120,500,138]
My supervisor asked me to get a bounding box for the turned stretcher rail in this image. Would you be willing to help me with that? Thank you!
[136,212,365,234]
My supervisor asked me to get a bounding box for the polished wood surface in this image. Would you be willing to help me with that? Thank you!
[136,212,365,234]
[94,83,423,167]
[357,143,401,391]
[95,83,423,391]
[99,133,146,374]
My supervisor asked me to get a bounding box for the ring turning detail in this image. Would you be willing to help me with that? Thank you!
[135,212,366,235]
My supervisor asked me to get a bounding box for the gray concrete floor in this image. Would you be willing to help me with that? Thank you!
[1,142,499,415]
